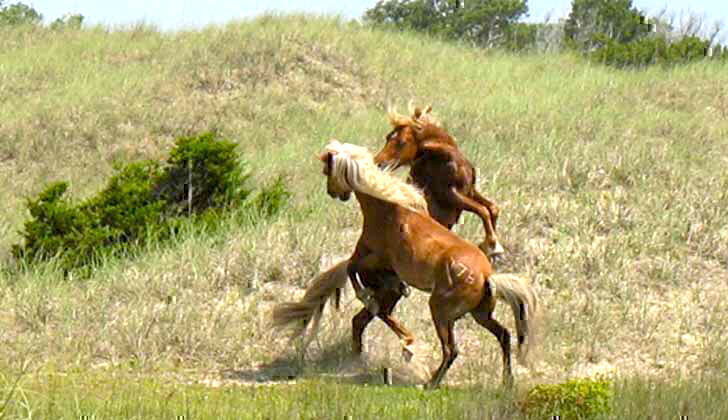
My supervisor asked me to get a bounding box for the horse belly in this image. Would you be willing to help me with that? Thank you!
[388,240,439,292]
[393,263,435,292]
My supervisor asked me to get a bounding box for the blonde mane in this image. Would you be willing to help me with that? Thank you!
[324,141,428,214]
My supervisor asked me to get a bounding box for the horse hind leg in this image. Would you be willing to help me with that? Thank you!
[370,285,417,361]
[352,307,375,354]
[471,303,513,387]
[427,318,458,389]
[472,190,500,230]
[449,188,504,258]
[352,272,413,357]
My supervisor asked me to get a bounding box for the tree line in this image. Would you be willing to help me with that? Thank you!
[2,0,726,67]
[364,0,727,66]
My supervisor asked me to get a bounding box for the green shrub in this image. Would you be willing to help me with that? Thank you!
[590,35,714,68]
[521,378,613,419]
[12,132,289,273]
[155,131,252,213]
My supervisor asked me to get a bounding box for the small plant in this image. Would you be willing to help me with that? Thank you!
[521,378,614,419]
[247,176,292,218]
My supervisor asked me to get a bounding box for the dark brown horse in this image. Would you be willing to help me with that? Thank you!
[374,105,504,258]
[319,140,538,388]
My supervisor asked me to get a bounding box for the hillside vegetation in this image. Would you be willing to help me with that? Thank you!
[1,15,727,417]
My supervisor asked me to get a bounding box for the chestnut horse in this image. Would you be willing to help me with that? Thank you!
[272,107,505,364]
[375,105,504,259]
[319,140,538,388]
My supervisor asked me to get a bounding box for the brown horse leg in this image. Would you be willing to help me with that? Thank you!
[352,271,415,358]
[379,308,416,361]
[427,318,458,389]
[472,190,500,230]
[449,188,504,257]
[471,306,513,387]
[352,307,375,354]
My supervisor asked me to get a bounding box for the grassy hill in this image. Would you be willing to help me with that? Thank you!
[1,15,727,418]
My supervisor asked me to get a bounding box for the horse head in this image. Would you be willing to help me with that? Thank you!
[374,104,453,170]
[319,145,352,202]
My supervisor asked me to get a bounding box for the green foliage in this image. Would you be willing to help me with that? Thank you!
[155,131,252,214]
[590,34,715,68]
[12,132,289,273]
[364,0,442,34]
[564,0,649,50]
[246,176,292,218]
[49,13,84,30]
[365,0,528,48]
[503,22,539,51]
[0,1,41,26]
[522,378,614,419]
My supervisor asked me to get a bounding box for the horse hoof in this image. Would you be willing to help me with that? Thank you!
[402,345,415,362]
[424,382,439,390]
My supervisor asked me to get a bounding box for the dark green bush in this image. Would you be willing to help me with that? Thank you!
[522,378,613,419]
[155,132,251,214]
[590,35,714,68]
[12,132,289,273]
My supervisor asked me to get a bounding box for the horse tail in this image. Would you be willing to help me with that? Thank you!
[271,260,349,339]
[489,273,540,365]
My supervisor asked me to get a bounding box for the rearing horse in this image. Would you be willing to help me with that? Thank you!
[272,106,507,364]
[320,140,539,388]
[375,105,504,258]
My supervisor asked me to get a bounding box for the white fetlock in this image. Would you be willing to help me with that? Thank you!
[491,241,505,256]
[402,344,415,362]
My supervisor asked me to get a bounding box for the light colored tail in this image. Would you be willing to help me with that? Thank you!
[271,260,349,338]
[490,273,540,365]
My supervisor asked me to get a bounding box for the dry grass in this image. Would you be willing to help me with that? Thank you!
[1,15,727,401]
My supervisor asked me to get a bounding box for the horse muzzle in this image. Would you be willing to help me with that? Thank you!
[327,189,351,201]
[376,159,400,171]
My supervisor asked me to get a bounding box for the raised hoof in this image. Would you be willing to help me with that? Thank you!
[479,241,504,256]
[402,344,415,362]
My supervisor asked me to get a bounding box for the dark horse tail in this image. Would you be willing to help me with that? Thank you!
[271,260,349,338]
[489,273,541,365]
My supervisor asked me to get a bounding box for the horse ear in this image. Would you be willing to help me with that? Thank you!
[318,151,334,174]
[413,105,432,120]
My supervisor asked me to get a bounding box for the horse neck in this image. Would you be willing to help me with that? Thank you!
[354,191,396,225]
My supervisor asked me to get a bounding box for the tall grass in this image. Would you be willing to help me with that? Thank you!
[1,14,727,417]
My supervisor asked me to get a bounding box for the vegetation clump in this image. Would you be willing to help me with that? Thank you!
[521,378,614,419]
[11,132,289,273]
